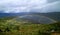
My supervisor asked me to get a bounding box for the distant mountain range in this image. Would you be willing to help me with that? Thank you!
[33,12,60,21]
[15,15,56,24]
[0,12,60,22]
[0,12,29,18]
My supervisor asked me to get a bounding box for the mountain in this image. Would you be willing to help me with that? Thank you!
[0,12,60,23]
[0,12,29,18]
[42,12,60,21]
[33,12,60,21]
[15,15,56,24]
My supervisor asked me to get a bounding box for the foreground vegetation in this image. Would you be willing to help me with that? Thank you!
[0,17,60,35]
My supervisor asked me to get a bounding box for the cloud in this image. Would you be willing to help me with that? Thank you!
[47,0,59,3]
[30,0,60,13]
[0,0,60,13]
[0,0,47,13]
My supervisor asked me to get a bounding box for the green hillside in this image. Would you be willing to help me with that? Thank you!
[0,17,60,35]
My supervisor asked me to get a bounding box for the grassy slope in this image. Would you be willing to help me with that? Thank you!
[0,17,60,35]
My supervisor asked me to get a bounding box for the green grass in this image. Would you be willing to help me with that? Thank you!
[0,24,51,35]
[0,17,60,35]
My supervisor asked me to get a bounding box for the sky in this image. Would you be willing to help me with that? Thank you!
[0,0,60,13]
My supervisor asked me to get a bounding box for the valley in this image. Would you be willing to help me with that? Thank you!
[0,14,60,35]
